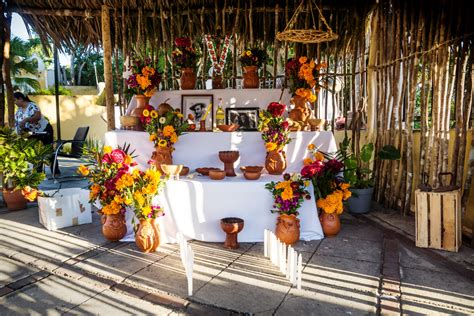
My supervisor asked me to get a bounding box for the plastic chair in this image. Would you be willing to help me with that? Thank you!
[52,126,89,180]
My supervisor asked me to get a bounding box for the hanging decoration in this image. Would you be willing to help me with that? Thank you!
[203,34,232,76]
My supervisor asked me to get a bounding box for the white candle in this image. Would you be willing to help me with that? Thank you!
[288,247,294,283]
[297,254,303,289]
[264,229,268,258]
[187,246,194,296]
[280,243,286,274]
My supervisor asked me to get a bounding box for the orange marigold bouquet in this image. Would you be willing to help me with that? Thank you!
[78,141,137,215]
[301,143,351,214]
[265,173,311,216]
[285,56,326,102]
[126,57,161,97]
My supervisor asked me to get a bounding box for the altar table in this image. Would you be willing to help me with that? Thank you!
[104,131,338,243]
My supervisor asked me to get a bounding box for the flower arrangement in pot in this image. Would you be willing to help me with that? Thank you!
[172,37,201,90]
[285,57,326,131]
[0,127,52,211]
[78,141,136,241]
[265,173,311,245]
[122,167,165,253]
[125,56,161,129]
[141,105,189,173]
[257,102,291,175]
[301,143,351,237]
[239,47,268,88]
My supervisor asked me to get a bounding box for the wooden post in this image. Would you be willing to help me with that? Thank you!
[101,5,115,131]
[0,1,5,126]
[3,11,14,127]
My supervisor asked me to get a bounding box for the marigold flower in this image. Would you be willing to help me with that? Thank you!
[149,134,157,142]
[78,165,90,176]
[163,125,175,137]
[265,142,277,152]
[299,56,307,64]
[314,152,324,162]
[103,146,112,154]
[303,158,313,166]
[307,144,316,151]
[170,133,178,144]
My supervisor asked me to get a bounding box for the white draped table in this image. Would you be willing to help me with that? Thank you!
[104,131,338,243]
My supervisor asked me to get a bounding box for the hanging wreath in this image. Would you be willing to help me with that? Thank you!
[203,34,232,76]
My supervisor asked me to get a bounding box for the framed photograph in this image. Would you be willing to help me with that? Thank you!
[225,107,259,131]
[181,95,214,130]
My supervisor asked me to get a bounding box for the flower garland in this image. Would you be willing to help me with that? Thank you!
[203,34,232,75]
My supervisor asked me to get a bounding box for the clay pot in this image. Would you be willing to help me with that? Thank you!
[265,150,287,175]
[243,171,261,180]
[319,211,341,237]
[102,213,127,241]
[151,146,173,173]
[218,151,239,177]
[220,217,244,249]
[275,214,300,245]
[135,218,160,253]
[131,95,150,131]
[243,66,259,88]
[2,189,27,211]
[209,169,226,180]
[289,95,310,123]
[180,67,197,90]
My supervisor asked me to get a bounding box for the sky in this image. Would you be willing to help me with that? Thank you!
[11,13,71,67]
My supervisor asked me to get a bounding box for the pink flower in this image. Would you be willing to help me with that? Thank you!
[110,149,126,164]
[102,153,113,164]
[282,121,289,130]
[267,102,286,117]
[301,161,324,179]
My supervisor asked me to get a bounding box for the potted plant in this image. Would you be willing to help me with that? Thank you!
[122,166,166,253]
[344,139,401,214]
[265,173,311,245]
[239,47,268,88]
[172,37,200,90]
[78,141,136,241]
[301,143,352,237]
[0,127,52,211]
[258,102,291,175]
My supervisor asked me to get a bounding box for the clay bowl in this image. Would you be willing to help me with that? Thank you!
[161,164,183,177]
[217,124,240,132]
[243,171,262,180]
[195,167,220,176]
[209,169,226,180]
[218,151,240,164]
[179,166,190,176]
[240,166,264,173]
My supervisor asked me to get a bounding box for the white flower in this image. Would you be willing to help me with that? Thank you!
[291,173,301,182]
[159,117,166,124]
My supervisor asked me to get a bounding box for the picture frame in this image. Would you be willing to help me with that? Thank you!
[181,95,214,131]
[225,107,259,131]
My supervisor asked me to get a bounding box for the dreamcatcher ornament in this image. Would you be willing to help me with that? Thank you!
[203,34,232,76]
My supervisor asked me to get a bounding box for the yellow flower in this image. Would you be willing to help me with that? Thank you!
[170,133,178,144]
[163,125,175,137]
[124,196,132,205]
[299,56,308,64]
[124,155,133,165]
[308,93,317,103]
[276,180,291,190]
[340,183,350,191]
[265,142,277,152]
[102,201,121,215]
[304,181,310,187]
[103,146,112,154]
[133,191,145,207]
[142,109,150,117]
[314,152,324,161]
[132,168,141,179]
[116,173,134,191]
[21,186,38,202]
[142,205,152,217]
[158,139,167,147]
[150,110,158,118]
[136,74,151,90]
[114,195,125,204]
[246,50,252,56]
[303,158,313,166]
[149,134,157,142]
[281,188,294,201]
[176,113,183,119]
[307,144,315,151]
[142,66,155,77]
[78,165,90,176]
[144,89,155,98]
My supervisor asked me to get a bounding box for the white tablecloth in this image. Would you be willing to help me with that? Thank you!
[105,131,338,243]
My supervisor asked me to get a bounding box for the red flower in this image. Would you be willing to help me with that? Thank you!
[325,159,344,174]
[282,121,289,130]
[267,102,286,117]
[110,149,126,164]
[175,37,191,47]
[301,161,324,179]
[102,153,113,164]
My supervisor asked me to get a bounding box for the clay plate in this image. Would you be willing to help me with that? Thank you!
[195,167,220,176]
[217,124,240,132]
[240,166,264,173]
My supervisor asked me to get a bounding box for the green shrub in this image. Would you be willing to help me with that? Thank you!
[30,86,73,96]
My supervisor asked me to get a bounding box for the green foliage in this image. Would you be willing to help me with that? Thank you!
[378,145,401,160]
[30,86,73,96]
[10,36,43,92]
[0,127,53,190]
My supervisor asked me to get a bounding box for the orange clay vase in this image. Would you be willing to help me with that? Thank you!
[275,214,300,245]
[130,95,150,131]
[135,218,160,253]
[2,189,27,211]
[102,213,127,241]
[319,211,341,237]
[180,67,197,90]
[151,146,173,173]
[243,66,259,88]
[265,150,287,175]
[289,95,310,123]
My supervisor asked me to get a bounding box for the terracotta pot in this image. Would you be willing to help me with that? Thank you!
[243,66,259,88]
[130,95,150,131]
[220,217,244,249]
[135,218,160,253]
[289,95,310,123]
[275,214,300,245]
[212,74,224,89]
[218,151,239,177]
[265,150,287,175]
[319,211,341,237]
[180,67,197,90]
[2,189,27,211]
[102,213,127,241]
[151,146,173,173]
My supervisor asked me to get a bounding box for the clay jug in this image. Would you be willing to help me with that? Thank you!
[102,213,127,241]
[319,211,341,237]
[289,95,310,122]
[275,214,300,245]
[243,66,259,88]
[265,150,287,175]
[2,189,27,211]
[130,95,150,131]
[180,67,197,90]
[135,218,160,253]
[151,146,173,173]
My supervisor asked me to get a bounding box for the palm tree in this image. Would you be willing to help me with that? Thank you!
[9,36,43,92]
